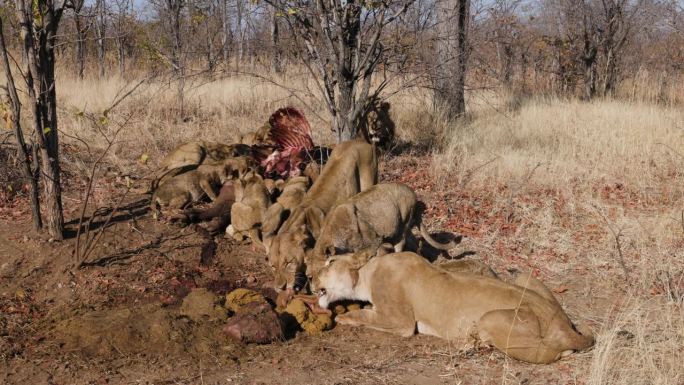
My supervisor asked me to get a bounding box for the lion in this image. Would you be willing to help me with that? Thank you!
[307,182,459,277]
[150,156,253,219]
[151,141,252,192]
[358,98,395,149]
[265,138,377,291]
[239,123,275,146]
[226,171,271,246]
[313,251,594,364]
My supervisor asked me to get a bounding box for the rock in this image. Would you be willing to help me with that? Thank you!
[180,288,227,321]
[225,288,268,313]
[223,302,283,344]
[283,298,333,335]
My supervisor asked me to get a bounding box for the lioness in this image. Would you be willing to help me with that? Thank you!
[150,157,252,218]
[227,172,271,246]
[313,251,594,364]
[308,182,458,276]
[265,139,377,291]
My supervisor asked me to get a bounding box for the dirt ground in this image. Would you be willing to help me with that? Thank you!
[0,153,681,385]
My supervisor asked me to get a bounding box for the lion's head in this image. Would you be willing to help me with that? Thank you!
[358,99,395,148]
[267,227,312,291]
[312,249,374,308]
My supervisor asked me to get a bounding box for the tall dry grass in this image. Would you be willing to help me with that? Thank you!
[51,73,684,384]
[433,96,684,185]
[426,93,683,384]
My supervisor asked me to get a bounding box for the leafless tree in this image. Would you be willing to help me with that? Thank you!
[112,0,133,76]
[0,17,42,230]
[266,0,417,141]
[434,0,471,119]
[68,0,88,79]
[3,0,66,239]
[219,0,233,63]
[271,7,282,73]
[95,0,108,78]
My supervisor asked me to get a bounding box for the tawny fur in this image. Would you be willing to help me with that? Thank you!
[265,139,377,290]
[227,172,271,247]
[307,183,459,278]
[314,251,594,364]
[261,176,311,238]
[151,141,252,191]
[182,181,236,233]
[150,157,253,219]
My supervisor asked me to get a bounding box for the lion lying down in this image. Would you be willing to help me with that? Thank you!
[313,251,594,364]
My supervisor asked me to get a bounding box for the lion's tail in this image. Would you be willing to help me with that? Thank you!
[415,201,459,251]
[419,223,459,250]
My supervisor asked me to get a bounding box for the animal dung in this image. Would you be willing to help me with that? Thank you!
[225,288,269,313]
[281,298,333,335]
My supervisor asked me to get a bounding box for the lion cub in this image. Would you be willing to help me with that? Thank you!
[313,251,594,364]
[227,171,271,246]
[151,141,252,191]
[151,157,252,218]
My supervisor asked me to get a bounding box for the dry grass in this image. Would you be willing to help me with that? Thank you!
[424,93,683,384]
[433,96,684,185]
[48,74,684,384]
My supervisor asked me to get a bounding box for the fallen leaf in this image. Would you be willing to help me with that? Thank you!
[552,285,568,294]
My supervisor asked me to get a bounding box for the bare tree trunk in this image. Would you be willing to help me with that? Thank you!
[270,7,281,73]
[236,0,244,68]
[167,0,185,114]
[15,0,65,240]
[72,1,87,79]
[117,39,125,76]
[205,16,215,72]
[96,0,107,79]
[434,0,470,119]
[0,17,42,230]
[603,47,617,96]
[582,10,598,100]
[220,0,231,64]
[114,0,130,77]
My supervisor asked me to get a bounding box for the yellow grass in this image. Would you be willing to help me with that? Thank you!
[433,97,684,185]
[426,94,683,384]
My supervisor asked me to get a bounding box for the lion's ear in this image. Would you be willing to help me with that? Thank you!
[304,206,325,239]
[350,246,376,269]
